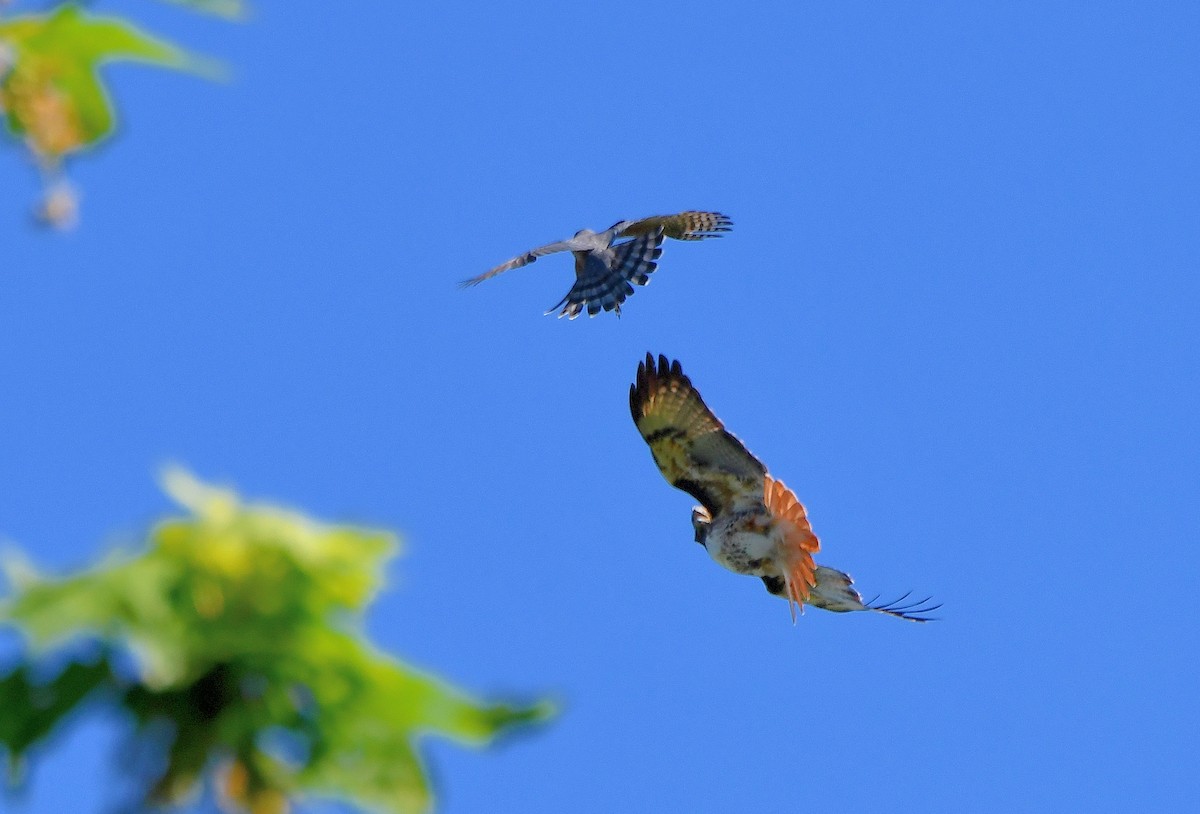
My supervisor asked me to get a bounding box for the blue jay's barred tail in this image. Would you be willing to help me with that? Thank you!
[550,230,665,319]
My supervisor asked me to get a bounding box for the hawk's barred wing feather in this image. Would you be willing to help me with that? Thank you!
[630,353,765,516]
[618,211,733,241]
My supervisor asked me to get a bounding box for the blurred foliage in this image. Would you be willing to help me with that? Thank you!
[0,2,222,228]
[0,469,552,814]
[159,0,248,19]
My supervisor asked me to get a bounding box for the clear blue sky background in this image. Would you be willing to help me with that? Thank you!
[2,1,1198,812]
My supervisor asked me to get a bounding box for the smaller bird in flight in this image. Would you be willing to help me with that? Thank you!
[461,211,732,318]
[630,353,940,623]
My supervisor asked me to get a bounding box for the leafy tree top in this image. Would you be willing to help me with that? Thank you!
[0,2,224,225]
[1,470,552,814]
[0,4,213,160]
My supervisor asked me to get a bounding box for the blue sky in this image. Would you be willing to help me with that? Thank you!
[2,1,1199,812]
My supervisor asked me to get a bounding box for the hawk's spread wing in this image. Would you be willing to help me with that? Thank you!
[618,211,733,241]
[549,231,663,319]
[766,566,942,623]
[630,353,766,516]
[460,238,577,287]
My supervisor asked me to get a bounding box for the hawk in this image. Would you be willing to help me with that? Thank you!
[461,211,732,318]
[630,353,940,623]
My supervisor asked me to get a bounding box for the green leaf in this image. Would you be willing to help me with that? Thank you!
[0,653,116,776]
[0,5,197,67]
[157,0,249,21]
[289,631,554,813]
[0,469,553,813]
[0,4,219,157]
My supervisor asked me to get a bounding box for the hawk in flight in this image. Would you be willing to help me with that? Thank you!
[461,211,732,318]
[630,353,940,623]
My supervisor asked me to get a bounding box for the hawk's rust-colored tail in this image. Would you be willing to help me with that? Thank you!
[763,475,820,623]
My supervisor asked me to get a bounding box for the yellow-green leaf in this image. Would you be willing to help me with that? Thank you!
[158,0,249,21]
[0,470,552,814]
[0,4,217,157]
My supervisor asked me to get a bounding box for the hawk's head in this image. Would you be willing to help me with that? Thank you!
[691,507,711,545]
